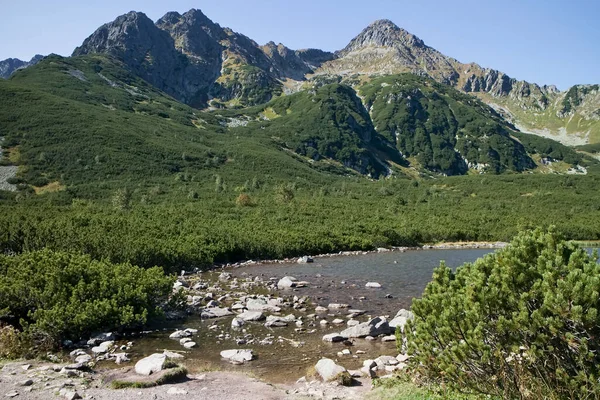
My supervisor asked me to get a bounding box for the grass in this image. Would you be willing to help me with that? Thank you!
[368,376,493,400]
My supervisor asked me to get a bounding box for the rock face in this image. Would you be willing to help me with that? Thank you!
[340,317,390,338]
[134,353,167,375]
[73,9,333,107]
[0,54,44,79]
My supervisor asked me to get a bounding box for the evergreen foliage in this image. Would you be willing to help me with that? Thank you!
[0,249,174,345]
[405,228,600,398]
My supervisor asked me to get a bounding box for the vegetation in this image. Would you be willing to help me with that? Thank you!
[404,228,600,399]
[0,249,175,349]
[110,365,188,389]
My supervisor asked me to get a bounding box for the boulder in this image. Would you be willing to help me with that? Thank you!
[238,311,265,321]
[220,349,254,364]
[246,298,281,312]
[183,341,196,349]
[389,309,414,333]
[135,353,167,376]
[74,354,92,364]
[328,303,350,309]
[87,332,115,346]
[231,318,245,328]
[277,276,297,289]
[200,307,234,319]
[163,351,185,359]
[314,358,351,385]
[169,330,191,339]
[322,333,347,342]
[365,282,382,288]
[91,341,114,354]
[315,306,328,313]
[381,335,396,342]
[340,317,390,338]
[264,315,288,327]
[297,256,313,264]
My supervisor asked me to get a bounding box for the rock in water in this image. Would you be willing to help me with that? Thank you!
[297,256,313,264]
[135,353,167,375]
[238,311,265,321]
[220,349,254,364]
[322,333,347,342]
[91,341,114,354]
[277,276,297,289]
[365,282,382,288]
[340,317,390,338]
[314,358,352,385]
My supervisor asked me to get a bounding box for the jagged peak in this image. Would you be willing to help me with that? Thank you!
[340,19,426,55]
[156,11,182,26]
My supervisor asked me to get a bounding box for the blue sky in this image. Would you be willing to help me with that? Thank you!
[1,0,598,90]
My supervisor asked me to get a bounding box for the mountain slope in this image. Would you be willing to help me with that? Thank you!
[0,55,44,79]
[316,20,600,145]
[73,9,334,108]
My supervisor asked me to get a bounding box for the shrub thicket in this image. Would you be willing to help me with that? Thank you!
[0,249,175,350]
[405,228,600,399]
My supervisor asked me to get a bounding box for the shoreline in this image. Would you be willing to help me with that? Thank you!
[212,241,508,270]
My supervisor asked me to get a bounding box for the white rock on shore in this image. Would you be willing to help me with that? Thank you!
[135,353,167,376]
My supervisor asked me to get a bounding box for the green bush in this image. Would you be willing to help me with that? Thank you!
[406,228,600,399]
[0,249,175,349]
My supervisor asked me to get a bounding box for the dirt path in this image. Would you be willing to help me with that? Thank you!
[0,362,372,400]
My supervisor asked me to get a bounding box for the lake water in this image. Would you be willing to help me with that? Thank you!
[116,248,497,383]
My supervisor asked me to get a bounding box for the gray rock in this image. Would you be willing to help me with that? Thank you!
[169,330,191,339]
[277,276,297,289]
[365,282,382,288]
[163,350,185,359]
[264,315,289,327]
[340,317,390,338]
[5,391,18,398]
[314,358,350,384]
[135,353,167,376]
[231,317,245,328]
[64,391,82,400]
[322,333,347,342]
[389,309,414,333]
[220,349,254,364]
[200,307,233,319]
[91,341,113,354]
[238,311,265,321]
[167,387,188,395]
[327,303,349,309]
[183,341,196,349]
[74,354,92,364]
[297,256,313,264]
[17,380,33,387]
[381,335,396,342]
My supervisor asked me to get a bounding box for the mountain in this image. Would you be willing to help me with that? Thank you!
[316,20,600,145]
[0,54,44,79]
[73,9,334,108]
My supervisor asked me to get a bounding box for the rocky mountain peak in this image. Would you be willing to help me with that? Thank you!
[0,54,44,79]
[340,19,425,55]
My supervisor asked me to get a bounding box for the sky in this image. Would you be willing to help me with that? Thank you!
[1,0,598,90]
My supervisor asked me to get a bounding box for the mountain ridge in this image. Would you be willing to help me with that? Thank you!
[0,54,44,79]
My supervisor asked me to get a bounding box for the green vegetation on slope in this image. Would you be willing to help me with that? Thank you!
[360,74,537,175]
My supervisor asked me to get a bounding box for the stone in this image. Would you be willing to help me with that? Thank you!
[314,358,351,384]
[179,338,192,345]
[347,319,359,327]
[328,303,349,309]
[246,298,281,312]
[381,335,396,342]
[183,341,197,349]
[360,366,377,378]
[314,306,328,313]
[74,354,92,364]
[200,307,233,319]
[87,332,115,346]
[114,353,130,364]
[17,380,33,387]
[169,330,191,339]
[340,317,390,338]
[64,391,82,400]
[277,276,297,289]
[238,311,265,321]
[91,341,113,354]
[332,318,344,324]
[365,282,382,288]
[341,349,351,355]
[396,354,410,363]
[389,309,414,333]
[135,353,167,376]
[163,351,185,359]
[220,349,254,364]
[5,391,18,398]
[231,318,245,328]
[375,355,399,370]
[322,333,347,342]
[264,316,288,327]
[297,256,313,264]
[363,359,376,369]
